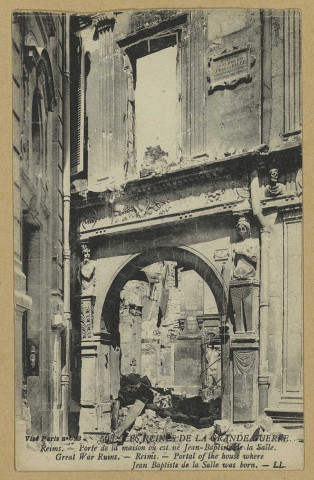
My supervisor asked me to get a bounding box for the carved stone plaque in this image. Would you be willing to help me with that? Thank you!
[207,47,254,93]
[214,248,230,262]
[233,350,257,422]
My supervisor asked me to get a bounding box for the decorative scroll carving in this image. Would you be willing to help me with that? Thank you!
[81,298,94,340]
[207,46,255,94]
[205,178,250,207]
[79,172,251,234]
[265,168,285,197]
[78,243,96,295]
[205,189,222,203]
[112,198,171,224]
[235,183,250,199]
[232,217,259,281]
[81,208,98,229]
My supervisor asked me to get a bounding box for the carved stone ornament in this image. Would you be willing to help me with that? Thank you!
[265,168,285,197]
[232,217,259,281]
[78,243,96,295]
[214,248,230,262]
[207,46,256,94]
[81,298,94,340]
[81,208,98,230]
[112,198,171,224]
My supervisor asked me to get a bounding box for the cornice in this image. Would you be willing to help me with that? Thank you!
[71,142,301,211]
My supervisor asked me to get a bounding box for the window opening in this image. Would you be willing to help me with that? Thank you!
[135,44,178,171]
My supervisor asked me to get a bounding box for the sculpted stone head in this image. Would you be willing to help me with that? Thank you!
[81,243,91,262]
[269,168,279,184]
[236,217,251,240]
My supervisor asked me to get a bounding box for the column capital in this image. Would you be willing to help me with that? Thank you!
[258,375,270,386]
[281,205,302,222]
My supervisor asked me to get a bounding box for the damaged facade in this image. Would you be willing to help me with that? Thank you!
[14,9,303,439]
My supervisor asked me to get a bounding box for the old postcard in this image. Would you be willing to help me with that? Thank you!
[13,8,303,471]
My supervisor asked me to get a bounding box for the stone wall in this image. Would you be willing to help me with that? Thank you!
[13,13,67,437]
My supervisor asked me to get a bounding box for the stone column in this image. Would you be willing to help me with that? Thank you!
[258,227,271,415]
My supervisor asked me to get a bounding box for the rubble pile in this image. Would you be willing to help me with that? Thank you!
[150,394,221,429]
[116,373,222,439]
[127,408,198,438]
[124,412,304,448]
[119,374,154,407]
[115,374,303,447]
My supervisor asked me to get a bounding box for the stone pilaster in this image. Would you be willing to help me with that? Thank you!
[15,288,32,442]
[79,295,112,435]
[229,279,260,422]
[258,226,271,415]
[51,313,66,436]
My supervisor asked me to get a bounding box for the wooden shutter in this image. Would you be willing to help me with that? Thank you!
[71,44,85,175]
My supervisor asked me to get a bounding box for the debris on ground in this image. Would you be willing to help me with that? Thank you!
[114,373,222,440]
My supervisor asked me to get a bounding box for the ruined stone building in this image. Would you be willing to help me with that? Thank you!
[14,9,302,438]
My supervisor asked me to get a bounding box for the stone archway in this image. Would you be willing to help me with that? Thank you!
[78,245,231,435]
[102,246,228,325]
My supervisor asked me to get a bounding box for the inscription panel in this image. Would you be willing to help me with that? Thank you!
[207,47,254,93]
[174,338,202,389]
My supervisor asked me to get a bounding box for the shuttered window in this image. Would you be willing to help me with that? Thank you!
[70,44,85,175]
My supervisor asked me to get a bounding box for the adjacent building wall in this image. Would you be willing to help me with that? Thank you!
[13,13,67,437]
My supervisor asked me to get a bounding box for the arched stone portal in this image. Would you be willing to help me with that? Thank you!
[78,246,233,435]
[102,246,228,329]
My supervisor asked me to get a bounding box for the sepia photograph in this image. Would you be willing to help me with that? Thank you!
[12,8,303,471]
